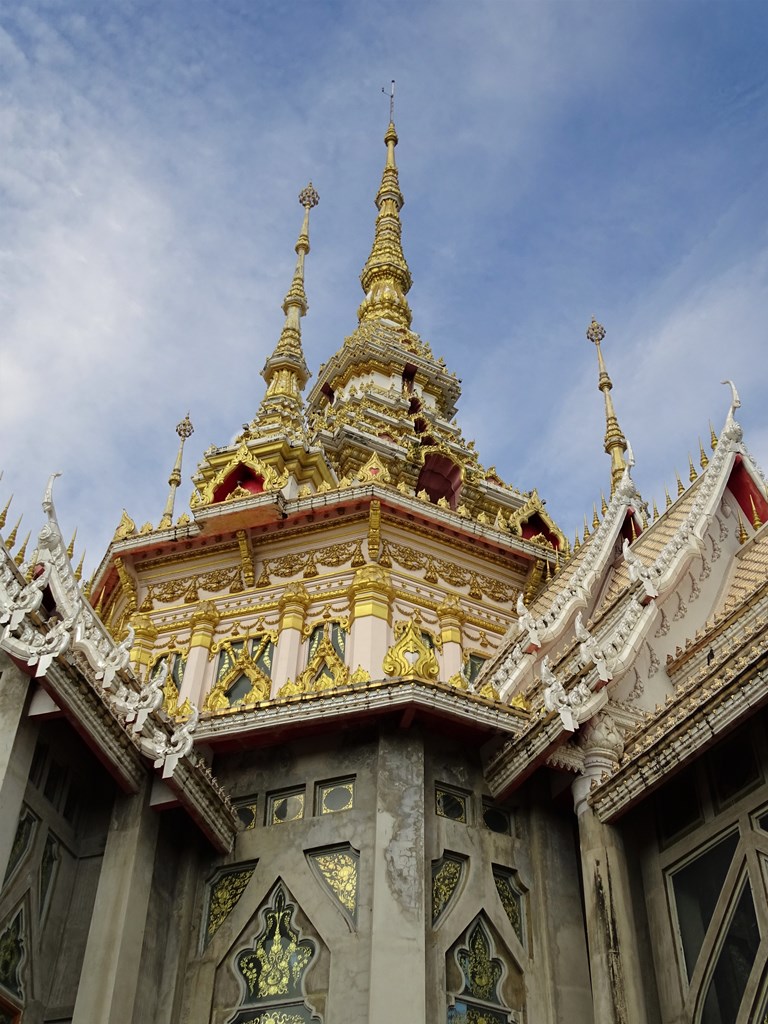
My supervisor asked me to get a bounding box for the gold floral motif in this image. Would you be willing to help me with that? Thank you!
[143,565,242,609]
[383,618,439,681]
[382,542,517,604]
[280,624,350,696]
[236,887,314,999]
[458,921,503,1002]
[432,856,464,923]
[493,872,523,944]
[257,540,363,588]
[308,849,358,916]
[206,867,255,945]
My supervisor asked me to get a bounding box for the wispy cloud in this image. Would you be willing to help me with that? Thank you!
[0,1,766,568]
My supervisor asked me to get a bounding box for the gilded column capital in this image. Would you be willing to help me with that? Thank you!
[349,565,392,624]
[190,600,221,650]
[130,612,158,645]
[437,593,464,646]
[279,582,310,632]
[128,611,158,670]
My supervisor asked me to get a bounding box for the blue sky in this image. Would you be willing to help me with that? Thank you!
[1,1,767,571]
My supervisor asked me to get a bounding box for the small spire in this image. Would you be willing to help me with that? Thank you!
[0,494,12,530]
[664,488,672,510]
[630,519,637,543]
[710,421,718,451]
[750,496,762,530]
[67,528,77,560]
[583,514,590,541]
[641,506,648,529]
[574,531,581,552]
[358,114,413,329]
[600,492,608,516]
[254,184,319,436]
[75,550,86,582]
[586,318,628,496]
[592,503,600,530]
[159,414,194,529]
[652,499,659,522]
[737,515,749,545]
[14,531,30,567]
[6,514,22,549]
[688,456,698,483]
[676,471,685,496]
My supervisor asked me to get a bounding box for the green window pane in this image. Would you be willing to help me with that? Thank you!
[671,831,739,979]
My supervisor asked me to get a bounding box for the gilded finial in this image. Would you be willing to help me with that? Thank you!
[750,496,762,530]
[0,493,12,531]
[592,503,600,530]
[601,492,608,516]
[583,514,590,542]
[75,550,85,582]
[358,113,413,329]
[737,515,749,545]
[699,439,709,470]
[664,488,672,510]
[630,518,637,543]
[6,514,22,549]
[676,471,685,496]
[14,531,30,567]
[94,589,105,616]
[641,506,648,529]
[67,528,77,560]
[254,185,318,436]
[159,414,195,530]
[710,421,718,451]
[652,499,659,522]
[587,318,628,496]
[688,456,698,483]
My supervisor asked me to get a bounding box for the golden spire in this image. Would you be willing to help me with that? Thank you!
[676,471,685,496]
[750,496,762,530]
[255,183,318,435]
[737,515,749,545]
[6,514,21,549]
[688,456,698,483]
[358,117,413,329]
[699,439,709,469]
[652,499,659,521]
[75,550,85,582]
[592,503,600,530]
[67,529,77,559]
[664,487,672,509]
[14,531,30,567]
[0,494,11,530]
[587,318,628,495]
[159,414,194,529]
[710,421,718,451]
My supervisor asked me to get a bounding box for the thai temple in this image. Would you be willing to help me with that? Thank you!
[2,114,768,1024]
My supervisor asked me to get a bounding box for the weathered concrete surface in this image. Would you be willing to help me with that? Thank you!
[0,656,36,882]
[71,780,159,1024]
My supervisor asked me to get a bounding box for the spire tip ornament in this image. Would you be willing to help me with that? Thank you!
[586,317,628,496]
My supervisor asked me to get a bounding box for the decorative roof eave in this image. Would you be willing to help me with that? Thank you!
[0,478,237,852]
[482,594,656,798]
[478,464,640,696]
[195,676,528,747]
[590,639,768,824]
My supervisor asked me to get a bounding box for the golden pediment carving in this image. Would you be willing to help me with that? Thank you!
[113,509,137,541]
[192,444,289,507]
[383,618,439,681]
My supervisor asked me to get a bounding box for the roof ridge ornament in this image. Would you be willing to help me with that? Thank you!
[587,318,629,496]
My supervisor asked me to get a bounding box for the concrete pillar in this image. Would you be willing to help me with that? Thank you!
[368,731,426,1024]
[437,594,464,681]
[271,583,309,696]
[348,565,392,678]
[72,780,159,1024]
[0,655,37,882]
[128,612,158,678]
[181,601,221,708]
[573,712,649,1024]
